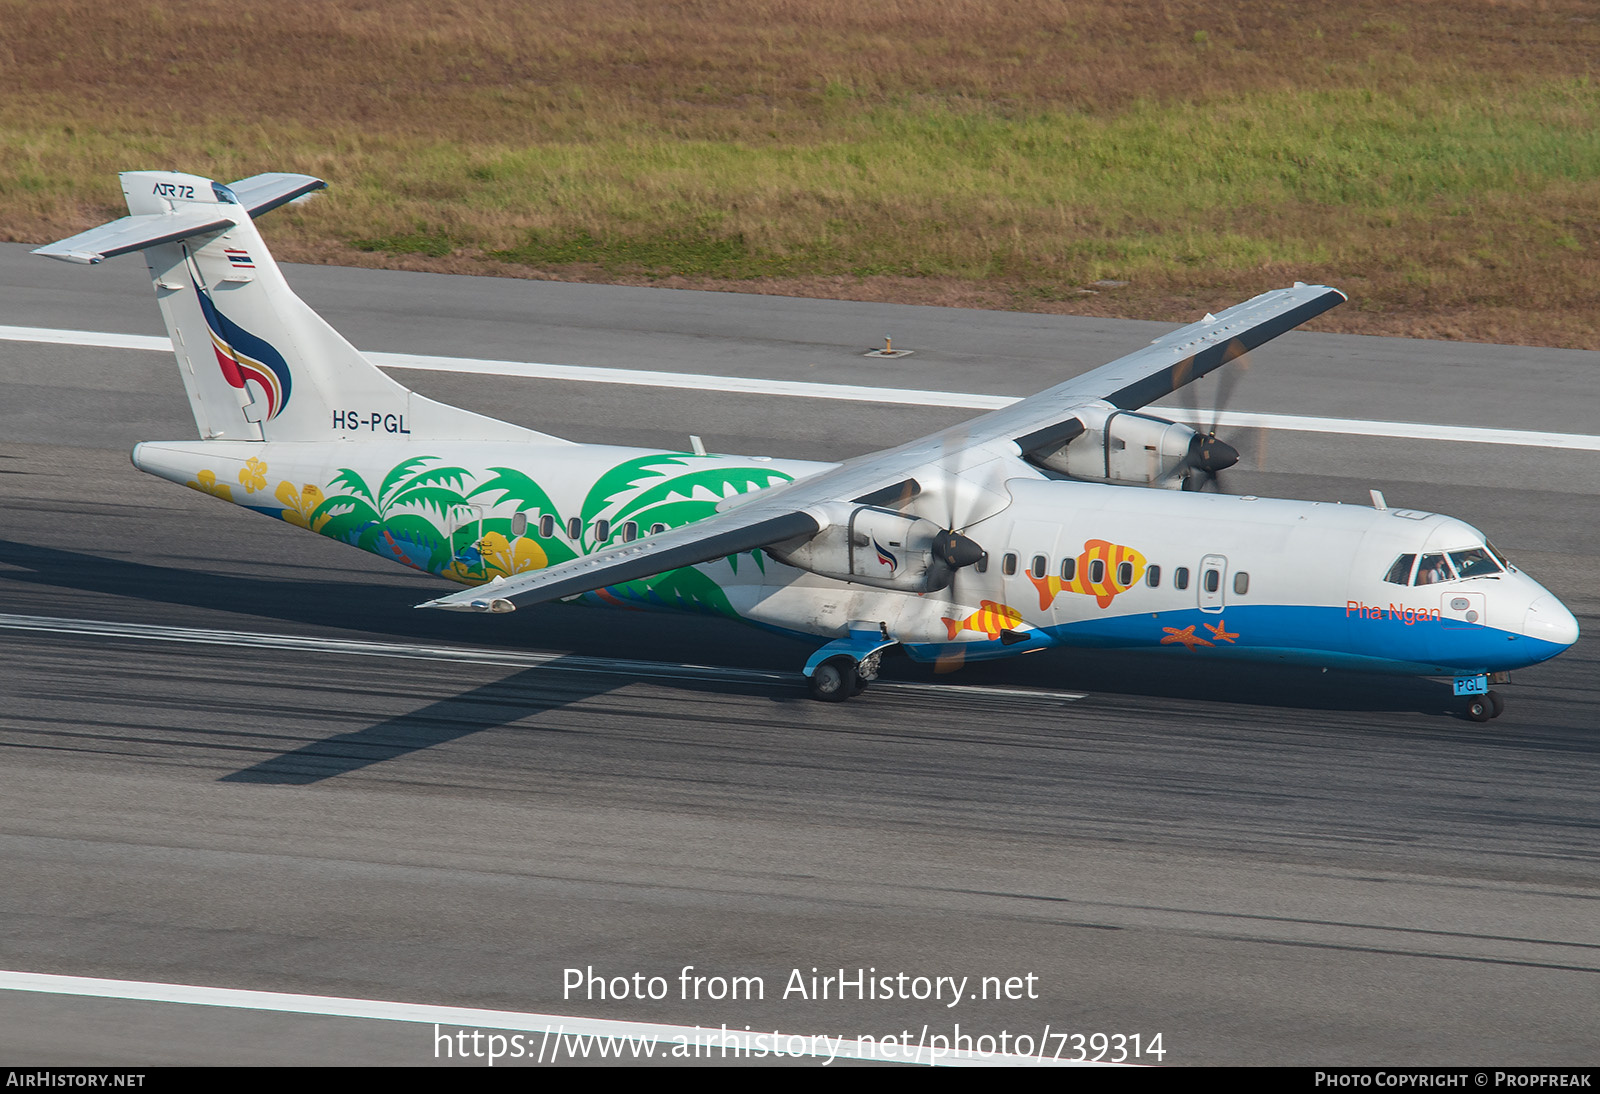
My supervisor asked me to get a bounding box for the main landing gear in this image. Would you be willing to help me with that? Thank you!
[1462,689,1505,722]
[804,623,898,703]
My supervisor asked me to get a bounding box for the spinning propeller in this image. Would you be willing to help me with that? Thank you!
[1175,337,1256,492]
[916,423,991,592]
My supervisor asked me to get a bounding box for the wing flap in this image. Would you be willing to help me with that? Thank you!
[1029,284,1345,416]
[420,509,820,612]
[1100,284,1346,410]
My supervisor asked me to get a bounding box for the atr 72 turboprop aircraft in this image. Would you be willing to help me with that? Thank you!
[36,171,1579,718]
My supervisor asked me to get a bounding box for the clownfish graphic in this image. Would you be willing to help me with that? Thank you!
[943,600,1024,640]
[1028,538,1147,610]
[193,276,292,421]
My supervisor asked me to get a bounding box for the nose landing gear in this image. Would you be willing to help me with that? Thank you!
[1454,673,1507,721]
[1463,689,1505,722]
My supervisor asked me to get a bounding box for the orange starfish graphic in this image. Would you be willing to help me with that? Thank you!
[1160,625,1214,651]
[1203,620,1239,644]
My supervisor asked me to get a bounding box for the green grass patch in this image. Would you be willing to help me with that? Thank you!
[6,0,1600,344]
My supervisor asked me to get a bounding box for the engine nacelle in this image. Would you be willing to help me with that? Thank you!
[766,502,955,592]
[1025,402,1200,489]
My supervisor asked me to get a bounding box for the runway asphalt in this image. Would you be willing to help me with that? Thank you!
[0,242,1596,1066]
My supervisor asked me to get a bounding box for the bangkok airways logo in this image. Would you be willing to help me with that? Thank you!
[193,277,292,421]
[873,538,898,572]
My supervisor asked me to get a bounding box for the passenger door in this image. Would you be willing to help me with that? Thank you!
[1198,554,1227,614]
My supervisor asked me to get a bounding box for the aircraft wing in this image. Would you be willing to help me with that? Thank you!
[420,283,1344,613]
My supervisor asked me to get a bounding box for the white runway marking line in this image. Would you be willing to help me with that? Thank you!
[5,323,1599,452]
[0,970,1105,1066]
[0,614,1088,703]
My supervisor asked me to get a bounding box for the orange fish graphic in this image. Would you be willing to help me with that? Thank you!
[943,600,1023,640]
[1028,539,1147,610]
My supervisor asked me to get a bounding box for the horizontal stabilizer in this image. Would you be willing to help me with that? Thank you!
[32,208,236,265]
[226,173,326,217]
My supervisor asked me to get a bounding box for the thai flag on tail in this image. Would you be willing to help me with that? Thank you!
[224,248,255,269]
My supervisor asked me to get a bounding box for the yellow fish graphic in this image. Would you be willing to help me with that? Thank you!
[1028,538,1146,610]
[943,600,1023,640]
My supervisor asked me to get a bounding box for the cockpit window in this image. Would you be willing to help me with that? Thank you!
[1486,542,1517,573]
[1449,547,1502,579]
[1383,554,1416,585]
[1414,553,1456,585]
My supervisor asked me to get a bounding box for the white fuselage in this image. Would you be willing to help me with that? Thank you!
[131,436,1578,678]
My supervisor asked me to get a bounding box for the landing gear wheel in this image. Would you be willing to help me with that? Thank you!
[1464,695,1493,722]
[1487,690,1505,719]
[808,656,859,703]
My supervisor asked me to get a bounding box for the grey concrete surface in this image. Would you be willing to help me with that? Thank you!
[0,252,1597,1066]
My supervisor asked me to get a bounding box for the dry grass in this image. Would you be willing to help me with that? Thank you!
[4,0,1600,346]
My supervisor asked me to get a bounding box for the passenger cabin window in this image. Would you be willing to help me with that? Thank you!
[566,516,583,541]
[1088,559,1106,584]
[1204,569,1220,593]
[650,523,667,535]
[1233,572,1249,595]
[1001,552,1018,577]
[1384,554,1416,585]
[593,519,610,544]
[1450,547,1502,579]
[623,521,638,542]
[1060,557,1076,581]
[1030,555,1047,579]
[974,553,988,574]
[539,514,556,538]
[1414,553,1455,585]
[1174,567,1190,591]
[1145,565,1161,587]
[1117,560,1134,586]
[511,511,528,537]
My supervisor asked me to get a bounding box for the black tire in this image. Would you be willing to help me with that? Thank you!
[808,657,858,702]
[851,674,870,696]
[1487,690,1505,719]
[1464,696,1492,722]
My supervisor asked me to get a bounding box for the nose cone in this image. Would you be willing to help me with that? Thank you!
[1524,595,1579,649]
[1188,432,1239,473]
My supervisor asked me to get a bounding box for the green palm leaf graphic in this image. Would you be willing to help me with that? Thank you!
[609,565,736,618]
[394,464,472,498]
[376,455,437,509]
[387,484,471,520]
[308,496,381,545]
[328,468,379,509]
[609,467,793,528]
[468,468,566,526]
[580,454,690,526]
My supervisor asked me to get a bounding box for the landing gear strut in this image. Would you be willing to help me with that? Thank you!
[803,624,897,702]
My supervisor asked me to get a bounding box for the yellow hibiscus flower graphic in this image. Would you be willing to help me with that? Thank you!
[480,531,548,578]
[275,481,330,532]
[238,457,268,494]
[186,469,233,502]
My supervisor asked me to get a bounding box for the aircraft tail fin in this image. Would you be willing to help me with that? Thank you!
[34,171,569,446]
